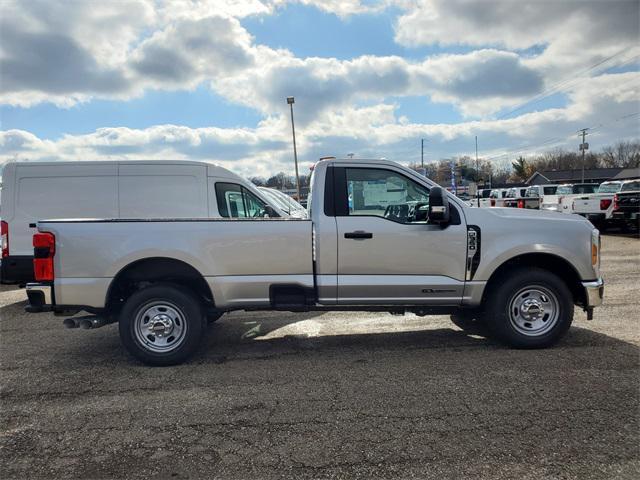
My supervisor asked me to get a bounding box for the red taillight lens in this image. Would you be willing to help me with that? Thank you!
[517,199,524,208]
[490,199,496,207]
[600,198,612,210]
[1,220,8,258]
[613,194,619,211]
[33,232,55,281]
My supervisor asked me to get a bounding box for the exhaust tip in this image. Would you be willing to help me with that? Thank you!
[79,319,93,330]
[63,318,79,329]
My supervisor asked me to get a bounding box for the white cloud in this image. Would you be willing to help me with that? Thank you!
[395,0,640,82]
[0,0,638,177]
[0,0,547,117]
[3,71,637,175]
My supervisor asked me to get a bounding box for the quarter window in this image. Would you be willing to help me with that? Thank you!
[344,168,430,224]
[215,183,270,218]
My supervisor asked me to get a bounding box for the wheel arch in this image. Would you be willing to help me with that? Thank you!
[481,253,586,307]
[105,257,214,314]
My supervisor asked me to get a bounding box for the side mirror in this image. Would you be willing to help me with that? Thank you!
[264,205,278,218]
[428,187,450,225]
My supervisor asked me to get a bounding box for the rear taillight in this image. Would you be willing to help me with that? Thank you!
[490,199,496,207]
[33,232,55,281]
[613,194,619,211]
[1,220,8,258]
[517,199,524,208]
[600,198,612,210]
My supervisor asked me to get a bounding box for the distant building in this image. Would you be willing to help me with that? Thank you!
[526,167,640,185]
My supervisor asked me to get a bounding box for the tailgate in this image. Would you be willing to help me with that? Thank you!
[573,196,604,214]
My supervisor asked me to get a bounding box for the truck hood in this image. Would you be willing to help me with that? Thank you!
[467,206,593,228]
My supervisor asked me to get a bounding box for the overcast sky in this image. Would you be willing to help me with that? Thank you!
[1,0,639,177]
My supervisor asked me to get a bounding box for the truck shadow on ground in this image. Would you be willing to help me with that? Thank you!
[20,306,635,368]
[2,297,637,369]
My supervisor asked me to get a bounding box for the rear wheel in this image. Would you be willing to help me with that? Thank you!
[484,268,573,348]
[119,284,206,366]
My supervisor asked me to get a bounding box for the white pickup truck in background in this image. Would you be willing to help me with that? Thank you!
[489,188,509,207]
[572,179,640,229]
[558,183,599,214]
[530,184,561,211]
[25,158,604,366]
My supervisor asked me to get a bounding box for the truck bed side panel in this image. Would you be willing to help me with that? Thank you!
[41,219,313,309]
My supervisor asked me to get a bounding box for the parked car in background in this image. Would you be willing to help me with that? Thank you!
[0,160,285,285]
[25,157,604,365]
[503,187,531,209]
[572,179,639,229]
[557,183,599,214]
[258,187,307,218]
[489,188,509,207]
[527,184,561,211]
[475,188,493,208]
[610,180,640,230]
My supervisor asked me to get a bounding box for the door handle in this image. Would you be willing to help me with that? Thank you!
[344,231,373,239]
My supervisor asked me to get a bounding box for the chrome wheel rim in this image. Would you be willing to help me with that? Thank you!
[508,285,560,337]
[133,301,187,353]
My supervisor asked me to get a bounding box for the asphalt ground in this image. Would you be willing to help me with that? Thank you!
[1,233,639,479]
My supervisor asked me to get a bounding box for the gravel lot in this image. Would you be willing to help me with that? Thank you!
[1,234,639,479]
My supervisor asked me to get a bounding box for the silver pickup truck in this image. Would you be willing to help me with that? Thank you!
[25,158,604,365]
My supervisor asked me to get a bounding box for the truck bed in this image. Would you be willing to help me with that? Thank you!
[38,218,314,309]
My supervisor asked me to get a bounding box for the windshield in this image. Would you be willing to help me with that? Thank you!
[597,182,622,193]
[573,184,597,194]
[556,185,572,195]
[258,188,293,213]
[621,181,640,192]
[271,189,305,212]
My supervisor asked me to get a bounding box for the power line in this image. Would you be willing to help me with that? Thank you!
[483,111,640,161]
[496,48,638,121]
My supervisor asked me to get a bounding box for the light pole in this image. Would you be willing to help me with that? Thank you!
[287,96,301,201]
[475,135,480,207]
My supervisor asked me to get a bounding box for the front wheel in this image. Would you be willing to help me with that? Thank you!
[484,268,574,348]
[119,284,206,366]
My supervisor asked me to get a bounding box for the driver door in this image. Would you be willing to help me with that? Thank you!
[334,166,468,305]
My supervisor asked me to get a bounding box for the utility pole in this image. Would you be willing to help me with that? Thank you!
[421,138,424,168]
[287,96,301,201]
[475,135,480,207]
[578,128,589,183]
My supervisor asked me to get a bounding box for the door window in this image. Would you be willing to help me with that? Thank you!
[344,168,430,224]
[215,183,269,218]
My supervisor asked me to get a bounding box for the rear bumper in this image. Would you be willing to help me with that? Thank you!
[582,278,604,308]
[0,255,34,284]
[577,212,605,223]
[612,211,639,220]
[25,282,54,312]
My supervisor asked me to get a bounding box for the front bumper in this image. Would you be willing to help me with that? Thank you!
[582,278,604,308]
[25,282,53,312]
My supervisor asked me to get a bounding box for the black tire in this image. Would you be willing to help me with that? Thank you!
[118,284,206,366]
[483,268,573,348]
[207,311,224,324]
[450,309,488,336]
